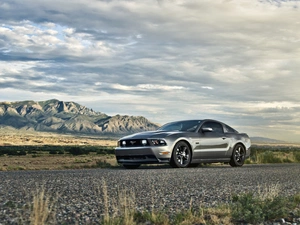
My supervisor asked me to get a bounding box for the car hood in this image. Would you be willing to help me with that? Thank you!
[120,130,181,139]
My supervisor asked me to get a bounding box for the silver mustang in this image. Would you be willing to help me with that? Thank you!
[115,119,251,169]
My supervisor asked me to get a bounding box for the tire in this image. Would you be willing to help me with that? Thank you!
[170,141,192,168]
[229,144,246,167]
[123,164,140,169]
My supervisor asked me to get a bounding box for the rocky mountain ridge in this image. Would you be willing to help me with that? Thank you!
[0,99,159,134]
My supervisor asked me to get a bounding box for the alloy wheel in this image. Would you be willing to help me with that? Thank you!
[175,145,190,166]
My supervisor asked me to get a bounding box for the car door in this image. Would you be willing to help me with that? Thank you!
[193,121,230,159]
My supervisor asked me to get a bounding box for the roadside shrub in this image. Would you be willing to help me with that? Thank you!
[231,192,297,224]
[57,150,64,154]
[7,151,19,156]
[261,196,290,221]
[0,149,7,155]
[97,148,113,155]
[67,147,89,155]
[282,157,292,163]
[231,193,264,224]
[259,151,282,163]
[18,150,27,156]
[293,151,300,162]
[5,150,26,156]
[28,150,38,154]
[95,160,112,168]
[49,150,57,155]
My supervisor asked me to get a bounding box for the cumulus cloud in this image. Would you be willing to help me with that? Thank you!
[0,0,300,141]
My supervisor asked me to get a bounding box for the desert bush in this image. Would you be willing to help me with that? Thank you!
[4,149,26,156]
[134,210,170,225]
[67,146,89,155]
[7,151,19,156]
[231,192,293,224]
[96,148,114,155]
[231,193,264,224]
[258,151,282,164]
[282,157,292,163]
[49,150,57,155]
[57,150,64,154]
[18,150,27,156]
[293,151,300,162]
[95,160,112,168]
[28,150,38,154]
[0,148,11,155]
[23,182,300,225]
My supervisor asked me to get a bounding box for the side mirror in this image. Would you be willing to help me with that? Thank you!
[202,127,213,132]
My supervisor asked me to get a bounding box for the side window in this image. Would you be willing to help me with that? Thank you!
[202,122,224,134]
[224,124,237,133]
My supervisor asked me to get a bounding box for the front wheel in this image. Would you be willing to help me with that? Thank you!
[170,141,192,168]
[123,164,140,169]
[229,144,246,167]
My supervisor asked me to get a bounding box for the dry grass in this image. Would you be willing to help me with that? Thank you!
[99,181,233,225]
[21,181,300,225]
[101,180,136,225]
[30,187,57,225]
[0,131,116,146]
[253,142,300,147]
[257,182,281,201]
[0,153,117,171]
[0,130,118,171]
[247,150,299,164]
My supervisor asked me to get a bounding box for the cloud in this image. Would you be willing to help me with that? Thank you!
[0,0,300,141]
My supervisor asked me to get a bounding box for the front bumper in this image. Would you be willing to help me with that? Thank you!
[115,146,171,164]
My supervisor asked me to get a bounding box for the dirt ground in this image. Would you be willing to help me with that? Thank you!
[0,130,117,146]
[0,130,118,171]
[0,153,117,171]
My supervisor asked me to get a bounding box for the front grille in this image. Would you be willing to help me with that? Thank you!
[116,155,157,162]
[119,139,149,147]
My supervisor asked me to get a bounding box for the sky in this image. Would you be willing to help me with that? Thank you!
[0,0,300,142]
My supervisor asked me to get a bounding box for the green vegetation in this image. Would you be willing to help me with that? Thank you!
[0,145,299,171]
[246,145,300,164]
[95,159,113,168]
[99,193,300,225]
[0,145,115,156]
[25,183,300,225]
[0,145,117,170]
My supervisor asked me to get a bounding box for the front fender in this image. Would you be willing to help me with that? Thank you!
[166,136,194,153]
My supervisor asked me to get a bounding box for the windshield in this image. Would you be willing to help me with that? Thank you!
[158,120,202,132]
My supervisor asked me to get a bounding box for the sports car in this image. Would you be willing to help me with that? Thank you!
[115,119,251,169]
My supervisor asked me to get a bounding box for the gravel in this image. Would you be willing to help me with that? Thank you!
[0,163,300,224]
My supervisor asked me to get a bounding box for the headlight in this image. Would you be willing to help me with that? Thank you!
[150,139,167,146]
[118,140,126,147]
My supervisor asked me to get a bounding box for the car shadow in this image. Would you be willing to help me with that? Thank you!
[114,163,234,170]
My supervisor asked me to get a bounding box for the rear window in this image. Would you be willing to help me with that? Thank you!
[224,124,238,133]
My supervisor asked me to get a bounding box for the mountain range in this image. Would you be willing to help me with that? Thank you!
[0,99,285,143]
[0,99,159,135]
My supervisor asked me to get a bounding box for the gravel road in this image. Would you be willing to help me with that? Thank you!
[0,164,300,224]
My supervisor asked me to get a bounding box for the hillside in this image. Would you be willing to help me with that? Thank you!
[250,137,284,144]
[0,99,159,135]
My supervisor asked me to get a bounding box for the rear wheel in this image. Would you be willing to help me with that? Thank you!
[170,141,192,168]
[123,164,140,169]
[229,144,246,167]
